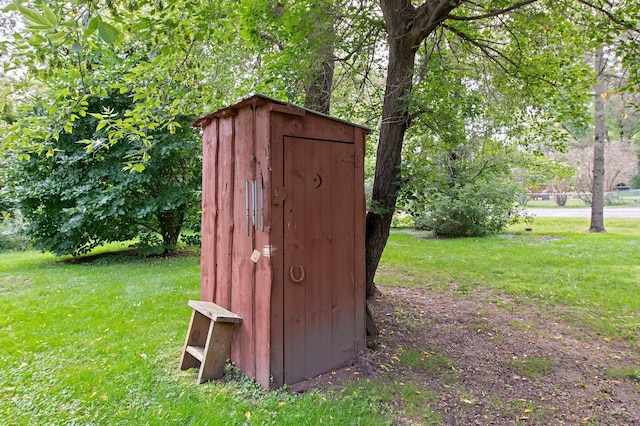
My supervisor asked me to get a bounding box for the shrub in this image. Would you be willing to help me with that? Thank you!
[6,93,201,256]
[0,211,30,252]
[555,193,568,206]
[415,178,523,238]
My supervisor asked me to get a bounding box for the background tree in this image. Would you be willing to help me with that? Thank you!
[563,141,638,202]
[590,45,607,232]
[365,0,639,311]
[6,92,201,256]
[557,43,640,207]
[1,0,251,254]
[239,0,382,115]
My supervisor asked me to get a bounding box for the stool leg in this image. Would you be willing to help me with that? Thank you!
[197,321,234,383]
[180,311,209,370]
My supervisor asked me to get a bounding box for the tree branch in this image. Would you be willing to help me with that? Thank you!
[131,218,161,235]
[441,23,517,75]
[445,0,540,21]
[162,35,196,107]
[576,0,640,32]
[410,0,462,44]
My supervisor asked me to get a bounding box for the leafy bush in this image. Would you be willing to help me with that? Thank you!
[0,211,29,252]
[135,232,166,256]
[391,212,415,228]
[180,233,202,248]
[6,93,201,256]
[415,178,523,238]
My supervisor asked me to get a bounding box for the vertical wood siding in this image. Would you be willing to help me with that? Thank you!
[215,116,235,309]
[230,106,256,378]
[200,119,218,302]
[253,105,273,387]
[198,95,367,388]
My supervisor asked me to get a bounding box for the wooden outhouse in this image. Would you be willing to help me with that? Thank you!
[193,95,368,388]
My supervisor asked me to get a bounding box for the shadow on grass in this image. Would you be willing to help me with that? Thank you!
[61,246,198,266]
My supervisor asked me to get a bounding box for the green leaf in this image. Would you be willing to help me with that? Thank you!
[17,5,52,29]
[97,21,121,44]
[26,23,54,31]
[42,4,57,27]
[85,17,100,37]
[2,3,18,12]
[48,32,67,45]
[71,41,83,53]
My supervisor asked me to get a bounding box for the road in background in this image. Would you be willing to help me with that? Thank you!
[525,207,640,218]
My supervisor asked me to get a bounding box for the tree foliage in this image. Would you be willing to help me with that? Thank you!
[395,2,600,236]
[2,0,249,166]
[0,0,253,254]
[7,92,201,256]
[365,0,639,305]
[238,0,383,115]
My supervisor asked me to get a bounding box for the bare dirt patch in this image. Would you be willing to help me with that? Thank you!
[292,286,640,425]
[0,277,32,294]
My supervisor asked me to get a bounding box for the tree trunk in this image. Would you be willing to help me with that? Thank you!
[365,1,420,336]
[305,46,334,114]
[158,208,185,251]
[303,0,335,115]
[590,45,606,233]
[364,0,460,336]
[365,38,417,301]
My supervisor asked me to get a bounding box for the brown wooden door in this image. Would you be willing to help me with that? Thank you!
[283,136,357,384]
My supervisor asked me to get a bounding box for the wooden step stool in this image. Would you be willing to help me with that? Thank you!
[179,300,243,384]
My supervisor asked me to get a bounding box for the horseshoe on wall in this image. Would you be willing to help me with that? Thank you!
[289,265,305,283]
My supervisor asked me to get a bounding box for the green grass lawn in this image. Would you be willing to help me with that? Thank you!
[1,217,639,424]
[524,193,640,208]
[0,246,384,425]
[524,198,591,208]
[379,217,640,341]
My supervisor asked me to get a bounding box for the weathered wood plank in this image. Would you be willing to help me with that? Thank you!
[188,300,243,323]
[353,127,367,353]
[253,105,273,387]
[283,114,355,144]
[198,321,235,383]
[179,310,207,370]
[331,141,357,364]
[304,138,333,378]
[215,116,235,310]
[230,106,256,378]
[200,119,218,301]
[186,345,205,361]
[269,112,286,388]
[283,136,308,384]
